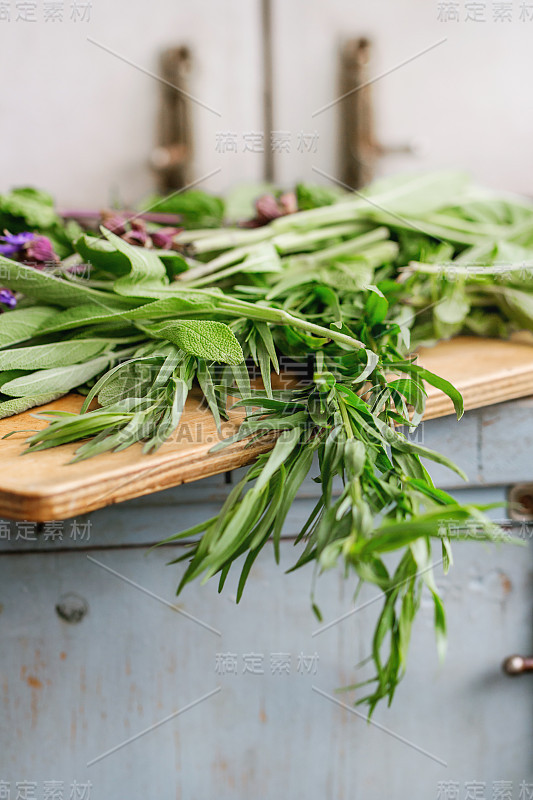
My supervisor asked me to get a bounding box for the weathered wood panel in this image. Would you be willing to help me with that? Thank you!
[0,535,531,798]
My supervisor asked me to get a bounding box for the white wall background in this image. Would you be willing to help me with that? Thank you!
[1,0,532,207]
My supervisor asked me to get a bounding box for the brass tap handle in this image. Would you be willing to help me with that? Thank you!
[153,46,193,192]
[503,655,533,675]
[339,38,416,190]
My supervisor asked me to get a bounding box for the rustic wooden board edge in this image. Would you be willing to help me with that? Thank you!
[0,435,278,522]
[1,336,532,522]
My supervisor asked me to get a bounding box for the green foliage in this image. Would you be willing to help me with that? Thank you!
[1,355,112,397]
[0,187,58,229]
[0,306,58,348]
[0,339,109,370]
[146,319,244,365]
[139,189,225,229]
[1,169,529,711]
[0,187,81,257]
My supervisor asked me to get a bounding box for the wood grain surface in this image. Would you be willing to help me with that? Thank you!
[0,336,531,521]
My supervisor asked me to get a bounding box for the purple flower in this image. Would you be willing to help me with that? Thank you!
[0,289,16,309]
[23,235,59,267]
[255,194,283,224]
[0,231,59,267]
[150,226,181,250]
[100,210,128,236]
[279,192,298,216]
[122,219,149,247]
[242,193,300,227]
[0,231,35,257]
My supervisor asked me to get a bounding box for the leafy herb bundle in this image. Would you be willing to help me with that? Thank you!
[0,170,528,710]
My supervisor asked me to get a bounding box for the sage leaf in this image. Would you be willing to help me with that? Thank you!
[35,304,133,334]
[0,305,58,348]
[101,228,168,296]
[0,339,109,370]
[35,295,216,336]
[0,256,135,309]
[147,320,244,365]
[0,392,65,419]
[1,355,111,397]
[126,294,218,319]
[75,234,132,277]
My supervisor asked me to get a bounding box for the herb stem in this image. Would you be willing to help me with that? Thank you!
[338,397,354,439]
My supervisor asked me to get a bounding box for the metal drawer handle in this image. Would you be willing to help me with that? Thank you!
[503,655,533,675]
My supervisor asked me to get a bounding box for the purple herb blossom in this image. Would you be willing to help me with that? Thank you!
[123,219,150,248]
[279,192,298,215]
[151,227,181,250]
[23,235,60,267]
[99,210,183,251]
[100,211,128,236]
[255,194,284,224]
[0,289,16,309]
[0,231,36,257]
[0,231,60,267]
[241,192,299,228]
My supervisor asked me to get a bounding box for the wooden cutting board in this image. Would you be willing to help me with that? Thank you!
[0,336,532,522]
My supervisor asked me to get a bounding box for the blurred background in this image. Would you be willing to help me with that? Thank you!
[2,0,533,207]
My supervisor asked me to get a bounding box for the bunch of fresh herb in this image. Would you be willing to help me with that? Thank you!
[0,170,528,709]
